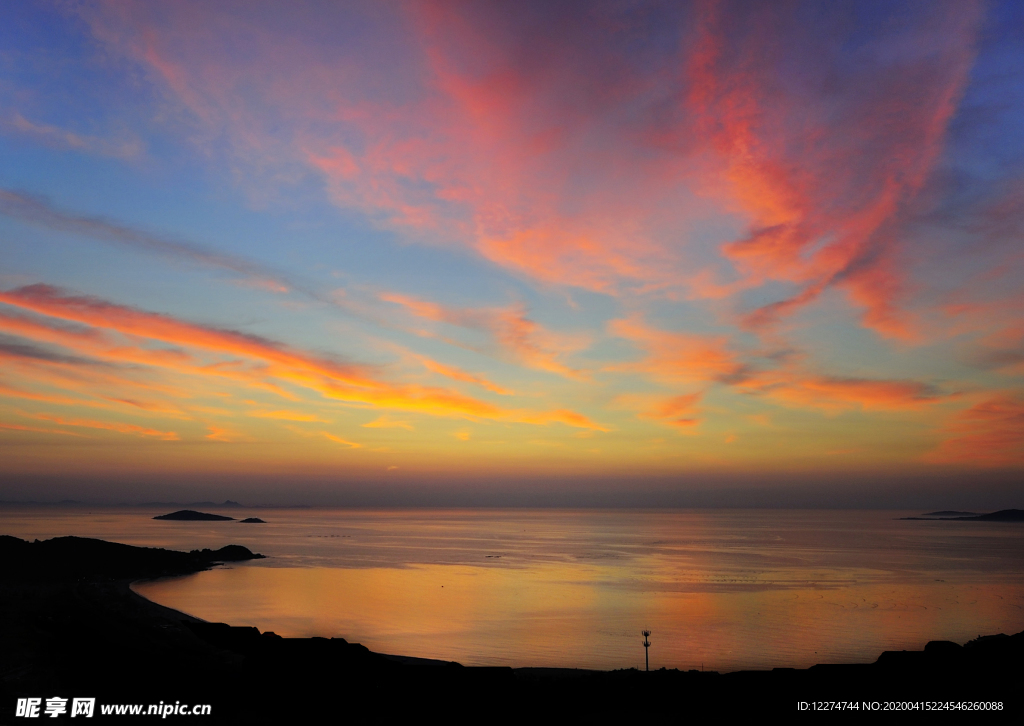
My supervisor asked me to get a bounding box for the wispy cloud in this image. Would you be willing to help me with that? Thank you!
[6,113,143,160]
[638,393,703,430]
[608,314,750,385]
[926,394,1024,467]
[685,0,983,339]
[0,421,88,437]
[19,411,178,440]
[321,431,362,448]
[0,189,296,294]
[0,284,604,431]
[361,415,413,431]
[413,354,513,395]
[205,425,237,442]
[610,313,950,413]
[383,293,588,379]
[248,409,331,423]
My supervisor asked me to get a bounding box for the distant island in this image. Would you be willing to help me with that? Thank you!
[153,510,236,521]
[922,510,977,517]
[239,517,266,524]
[966,509,1024,521]
[901,509,1024,522]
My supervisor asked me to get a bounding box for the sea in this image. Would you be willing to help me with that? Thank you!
[3,506,1023,672]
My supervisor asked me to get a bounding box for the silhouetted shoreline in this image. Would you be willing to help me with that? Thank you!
[1,536,1020,721]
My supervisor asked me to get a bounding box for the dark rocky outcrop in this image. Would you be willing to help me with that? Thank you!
[238,517,266,524]
[0,535,263,581]
[154,510,235,521]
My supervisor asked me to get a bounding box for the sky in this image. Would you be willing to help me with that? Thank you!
[0,1,1022,506]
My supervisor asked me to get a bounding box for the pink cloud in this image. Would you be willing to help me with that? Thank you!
[383,293,587,379]
[7,113,143,159]
[608,314,749,385]
[684,1,983,338]
[611,314,949,414]
[925,394,1024,467]
[639,392,703,430]
[74,0,991,347]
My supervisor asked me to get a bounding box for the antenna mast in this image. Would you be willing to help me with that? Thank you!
[642,629,651,672]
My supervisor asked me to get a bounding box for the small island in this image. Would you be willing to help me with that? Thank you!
[153,509,235,521]
[901,508,1024,521]
[239,517,266,524]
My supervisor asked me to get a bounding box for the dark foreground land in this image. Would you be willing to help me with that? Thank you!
[1,537,1021,722]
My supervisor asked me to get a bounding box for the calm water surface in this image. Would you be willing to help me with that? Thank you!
[3,507,1023,671]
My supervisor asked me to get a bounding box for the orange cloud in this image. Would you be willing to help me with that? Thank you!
[248,410,331,422]
[608,314,748,385]
[205,425,239,442]
[475,227,662,296]
[515,409,609,432]
[493,308,587,380]
[414,355,513,395]
[0,380,99,408]
[925,395,1024,467]
[383,293,587,379]
[0,285,601,432]
[20,411,179,440]
[0,306,295,407]
[0,285,373,387]
[379,293,484,327]
[321,431,362,448]
[940,290,1024,376]
[639,393,703,430]
[362,415,414,431]
[611,315,947,414]
[0,421,88,437]
[745,374,946,413]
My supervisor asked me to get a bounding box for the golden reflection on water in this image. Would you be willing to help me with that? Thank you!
[135,565,1024,671]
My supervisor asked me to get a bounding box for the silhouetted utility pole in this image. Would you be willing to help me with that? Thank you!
[642,630,651,672]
